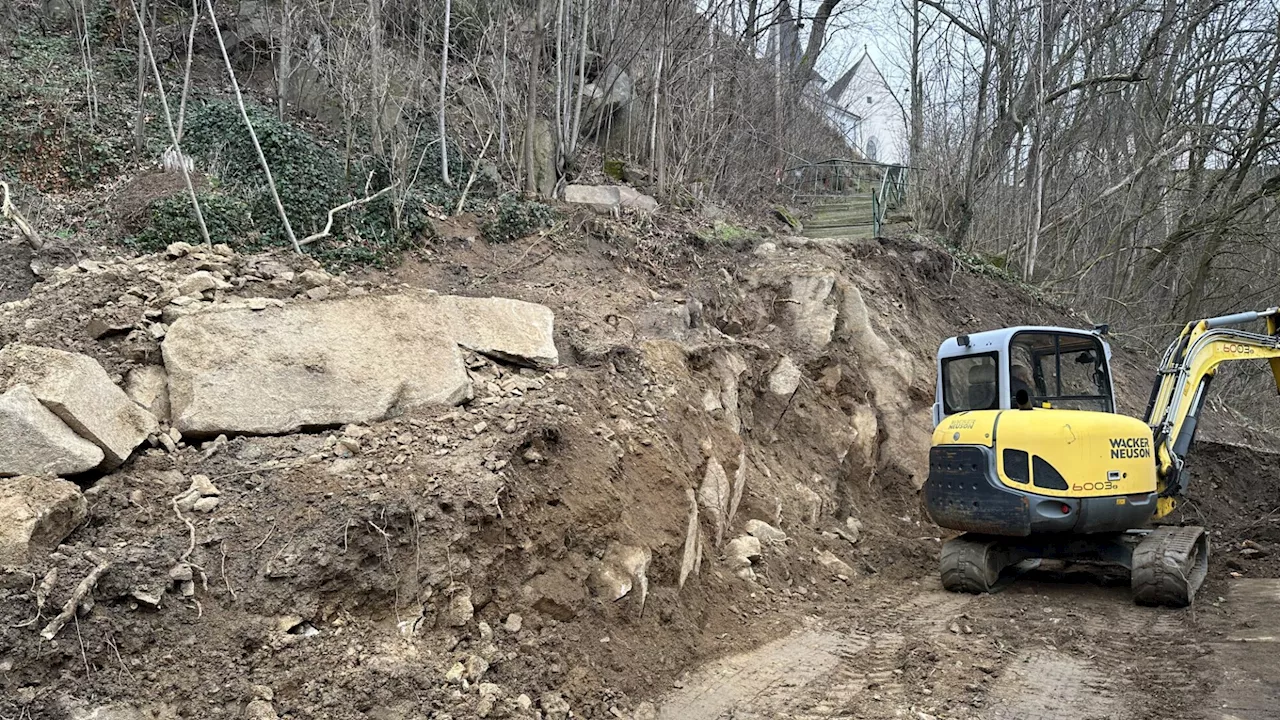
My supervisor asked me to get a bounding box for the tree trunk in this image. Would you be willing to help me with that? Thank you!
[133,0,210,247]
[439,0,452,185]
[908,0,923,165]
[369,0,385,156]
[204,0,299,252]
[522,0,546,195]
[277,0,291,121]
[796,0,840,85]
[133,0,147,155]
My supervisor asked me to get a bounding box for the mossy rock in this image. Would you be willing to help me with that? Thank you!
[603,159,625,181]
[774,205,803,231]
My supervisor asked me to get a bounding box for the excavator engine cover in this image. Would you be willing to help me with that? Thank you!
[924,409,1160,537]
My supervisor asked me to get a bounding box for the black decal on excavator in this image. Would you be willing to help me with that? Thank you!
[1109,437,1152,460]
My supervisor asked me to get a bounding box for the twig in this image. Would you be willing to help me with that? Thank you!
[9,571,43,628]
[252,525,276,552]
[220,540,237,600]
[454,128,496,216]
[475,234,547,283]
[0,180,44,251]
[172,497,196,563]
[73,614,91,677]
[41,560,112,641]
[106,634,135,680]
[298,181,399,246]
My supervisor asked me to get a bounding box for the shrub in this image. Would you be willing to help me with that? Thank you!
[129,192,252,252]
[482,195,557,243]
[184,101,347,244]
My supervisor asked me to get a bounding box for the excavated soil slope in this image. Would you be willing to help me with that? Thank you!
[1,222,1278,720]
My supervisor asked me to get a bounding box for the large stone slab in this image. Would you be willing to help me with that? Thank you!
[0,476,87,566]
[565,184,657,215]
[0,384,104,476]
[163,292,558,436]
[438,295,558,368]
[0,345,158,469]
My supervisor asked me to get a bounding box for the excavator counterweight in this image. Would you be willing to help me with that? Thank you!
[923,309,1280,606]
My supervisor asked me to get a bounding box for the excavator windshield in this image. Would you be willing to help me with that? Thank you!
[937,328,1114,420]
[1010,332,1114,412]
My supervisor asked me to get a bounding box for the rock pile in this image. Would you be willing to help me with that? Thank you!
[0,242,560,569]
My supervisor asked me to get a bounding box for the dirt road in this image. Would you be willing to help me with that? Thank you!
[656,572,1279,720]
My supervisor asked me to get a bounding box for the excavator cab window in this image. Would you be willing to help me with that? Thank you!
[941,353,999,414]
[1010,332,1114,412]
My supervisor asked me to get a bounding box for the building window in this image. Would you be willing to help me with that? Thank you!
[866,137,879,161]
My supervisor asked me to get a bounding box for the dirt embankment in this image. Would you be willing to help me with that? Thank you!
[1,218,1277,720]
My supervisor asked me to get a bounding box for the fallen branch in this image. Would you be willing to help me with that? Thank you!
[0,180,44,251]
[41,559,111,640]
[298,182,399,247]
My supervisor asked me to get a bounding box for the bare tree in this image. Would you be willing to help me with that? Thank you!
[439,0,452,185]
[131,0,210,247]
[204,0,299,252]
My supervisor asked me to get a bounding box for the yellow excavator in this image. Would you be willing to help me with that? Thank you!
[923,308,1280,606]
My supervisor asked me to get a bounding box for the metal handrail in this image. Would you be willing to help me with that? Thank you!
[872,165,909,237]
[777,159,910,238]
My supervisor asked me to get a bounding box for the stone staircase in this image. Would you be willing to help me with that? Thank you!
[799,193,877,239]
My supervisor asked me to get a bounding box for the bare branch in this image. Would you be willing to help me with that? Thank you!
[299,182,400,247]
[0,180,43,251]
[1042,72,1147,106]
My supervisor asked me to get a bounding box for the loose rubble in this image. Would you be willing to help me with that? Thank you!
[0,477,87,566]
[0,385,104,476]
[0,344,157,468]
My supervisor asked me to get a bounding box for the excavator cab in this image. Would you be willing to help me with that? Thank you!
[932,326,1115,427]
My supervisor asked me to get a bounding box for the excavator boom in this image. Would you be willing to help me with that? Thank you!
[1143,307,1280,512]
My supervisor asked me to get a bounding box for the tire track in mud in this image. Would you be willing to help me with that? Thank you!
[1204,579,1280,720]
[655,628,870,720]
[987,647,1122,720]
[982,583,1204,720]
[657,584,976,720]
[655,574,1273,720]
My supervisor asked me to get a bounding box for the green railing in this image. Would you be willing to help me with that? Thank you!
[780,158,887,197]
[779,158,910,238]
[872,164,909,238]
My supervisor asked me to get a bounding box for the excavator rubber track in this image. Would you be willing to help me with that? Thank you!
[1131,525,1209,607]
[940,535,1007,594]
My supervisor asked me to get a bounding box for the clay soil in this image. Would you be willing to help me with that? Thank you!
[1,216,1279,720]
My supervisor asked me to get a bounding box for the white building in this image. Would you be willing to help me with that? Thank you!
[823,51,908,166]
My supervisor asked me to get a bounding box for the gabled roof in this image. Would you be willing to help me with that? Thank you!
[825,57,864,102]
[825,50,893,105]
